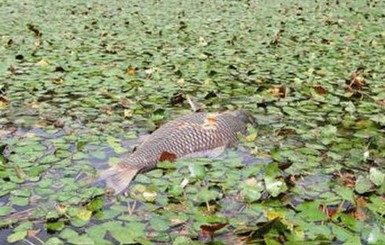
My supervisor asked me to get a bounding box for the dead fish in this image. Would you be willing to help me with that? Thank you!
[99,109,254,194]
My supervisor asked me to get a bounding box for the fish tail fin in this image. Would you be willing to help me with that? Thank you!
[99,166,140,195]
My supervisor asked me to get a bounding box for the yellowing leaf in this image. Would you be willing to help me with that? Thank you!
[245,133,257,142]
[124,109,134,118]
[53,78,64,85]
[265,210,285,221]
[76,209,92,221]
[177,78,185,86]
[0,96,8,108]
[36,59,49,66]
[199,36,208,46]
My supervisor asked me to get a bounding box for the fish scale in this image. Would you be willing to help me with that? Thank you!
[100,109,254,194]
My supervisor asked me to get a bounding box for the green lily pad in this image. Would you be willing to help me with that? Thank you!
[109,222,146,244]
[46,221,65,231]
[67,235,95,245]
[196,187,221,204]
[150,215,171,231]
[7,230,27,243]
[59,228,79,240]
[173,236,194,245]
[45,237,65,245]
[0,206,12,216]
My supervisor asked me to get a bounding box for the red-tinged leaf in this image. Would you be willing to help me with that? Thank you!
[159,151,177,162]
[320,204,338,218]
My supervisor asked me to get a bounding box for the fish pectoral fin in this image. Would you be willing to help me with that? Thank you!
[181,145,226,159]
[100,166,139,195]
[159,151,178,162]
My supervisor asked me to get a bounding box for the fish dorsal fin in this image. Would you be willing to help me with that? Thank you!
[159,151,177,162]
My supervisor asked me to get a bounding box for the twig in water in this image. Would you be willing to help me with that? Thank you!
[186,95,201,112]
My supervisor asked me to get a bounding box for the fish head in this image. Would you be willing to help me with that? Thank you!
[229,109,255,125]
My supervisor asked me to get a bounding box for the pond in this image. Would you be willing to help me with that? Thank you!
[1,0,385,244]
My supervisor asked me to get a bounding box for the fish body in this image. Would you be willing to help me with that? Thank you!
[100,109,254,194]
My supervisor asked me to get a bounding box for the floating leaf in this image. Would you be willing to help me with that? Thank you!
[264,163,287,197]
[150,215,170,231]
[240,178,263,203]
[45,237,65,245]
[87,197,104,212]
[0,206,12,216]
[46,221,65,231]
[67,235,95,245]
[355,175,373,194]
[188,163,206,179]
[76,209,92,221]
[369,168,385,186]
[106,136,127,154]
[196,187,220,204]
[173,236,194,245]
[59,228,79,240]
[7,231,27,243]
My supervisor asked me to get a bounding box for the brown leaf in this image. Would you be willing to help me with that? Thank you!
[276,128,297,136]
[102,107,113,115]
[159,151,177,162]
[55,66,66,72]
[170,91,185,105]
[375,99,385,106]
[352,207,367,221]
[355,196,368,208]
[27,23,42,37]
[28,229,40,237]
[120,97,130,108]
[125,66,136,75]
[54,120,65,128]
[313,85,328,95]
[200,222,227,233]
[269,86,287,98]
[179,21,187,30]
[336,171,356,187]
[348,71,364,90]
[0,96,8,107]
